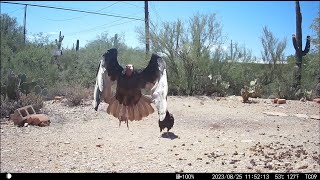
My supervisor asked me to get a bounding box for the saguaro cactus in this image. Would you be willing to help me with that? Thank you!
[113,34,119,49]
[292,1,310,90]
[53,31,64,70]
[55,31,64,51]
[76,39,79,51]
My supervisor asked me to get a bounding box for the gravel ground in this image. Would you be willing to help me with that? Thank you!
[0,96,319,173]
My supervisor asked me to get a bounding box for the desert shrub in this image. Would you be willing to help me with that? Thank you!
[0,92,44,118]
[19,93,44,113]
[0,96,21,118]
[46,82,69,100]
[63,83,89,106]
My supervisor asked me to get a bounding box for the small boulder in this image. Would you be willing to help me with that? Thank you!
[277,99,286,104]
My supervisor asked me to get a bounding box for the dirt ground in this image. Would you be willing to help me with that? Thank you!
[0,96,319,173]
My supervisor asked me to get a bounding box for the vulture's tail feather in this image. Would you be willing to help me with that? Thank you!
[106,95,155,122]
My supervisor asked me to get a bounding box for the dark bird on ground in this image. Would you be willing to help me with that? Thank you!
[93,48,174,132]
[159,111,174,133]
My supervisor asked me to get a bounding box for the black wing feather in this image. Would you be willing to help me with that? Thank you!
[103,48,123,81]
[93,48,122,111]
[138,53,165,88]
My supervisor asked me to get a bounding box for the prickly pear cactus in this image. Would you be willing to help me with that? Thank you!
[241,86,250,103]
[41,88,48,97]
[34,85,42,95]
[248,79,262,98]
[1,85,7,97]
[18,73,27,84]
[19,82,28,95]
[29,79,48,97]
[6,71,20,100]
[36,78,45,88]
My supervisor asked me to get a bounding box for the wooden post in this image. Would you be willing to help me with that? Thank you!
[145,1,150,57]
[114,34,118,49]
[230,40,233,60]
[23,5,27,44]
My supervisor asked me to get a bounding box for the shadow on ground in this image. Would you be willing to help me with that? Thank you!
[161,132,179,140]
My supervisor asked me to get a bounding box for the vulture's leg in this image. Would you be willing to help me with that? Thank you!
[118,105,123,127]
[125,106,129,129]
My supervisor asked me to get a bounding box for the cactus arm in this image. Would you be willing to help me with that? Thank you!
[292,34,298,51]
[302,36,310,56]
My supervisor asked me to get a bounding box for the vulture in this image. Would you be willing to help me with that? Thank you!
[93,48,174,133]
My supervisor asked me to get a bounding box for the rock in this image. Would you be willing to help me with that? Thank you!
[263,111,288,117]
[313,98,320,103]
[54,96,63,102]
[297,165,308,169]
[246,166,253,169]
[310,115,320,120]
[295,114,309,119]
[241,139,254,143]
[272,98,279,103]
[11,105,37,126]
[27,114,50,126]
[277,99,286,104]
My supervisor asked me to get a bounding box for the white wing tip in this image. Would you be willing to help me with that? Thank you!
[159,112,166,122]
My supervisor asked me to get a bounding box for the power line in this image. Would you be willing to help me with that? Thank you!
[6,6,25,14]
[38,1,121,22]
[150,2,164,25]
[65,19,137,36]
[119,1,144,9]
[1,1,144,21]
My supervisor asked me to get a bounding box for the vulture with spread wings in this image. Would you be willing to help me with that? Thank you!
[93,48,174,132]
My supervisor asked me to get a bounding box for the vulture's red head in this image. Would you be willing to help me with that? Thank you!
[124,64,134,77]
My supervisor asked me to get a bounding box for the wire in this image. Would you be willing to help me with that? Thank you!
[65,19,138,36]
[38,1,120,22]
[1,1,144,21]
[5,6,25,14]
[150,2,164,25]
[118,1,144,9]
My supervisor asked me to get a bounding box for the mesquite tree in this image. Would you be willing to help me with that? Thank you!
[292,1,310,90]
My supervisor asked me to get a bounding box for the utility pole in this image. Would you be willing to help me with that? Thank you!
[23,5,27,44]
[145,1,150,56]
[230,40,233,60]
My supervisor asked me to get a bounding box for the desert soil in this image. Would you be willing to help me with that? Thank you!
[0,96,319,173]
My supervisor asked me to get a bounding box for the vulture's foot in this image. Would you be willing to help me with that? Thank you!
[119,116,129,129]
